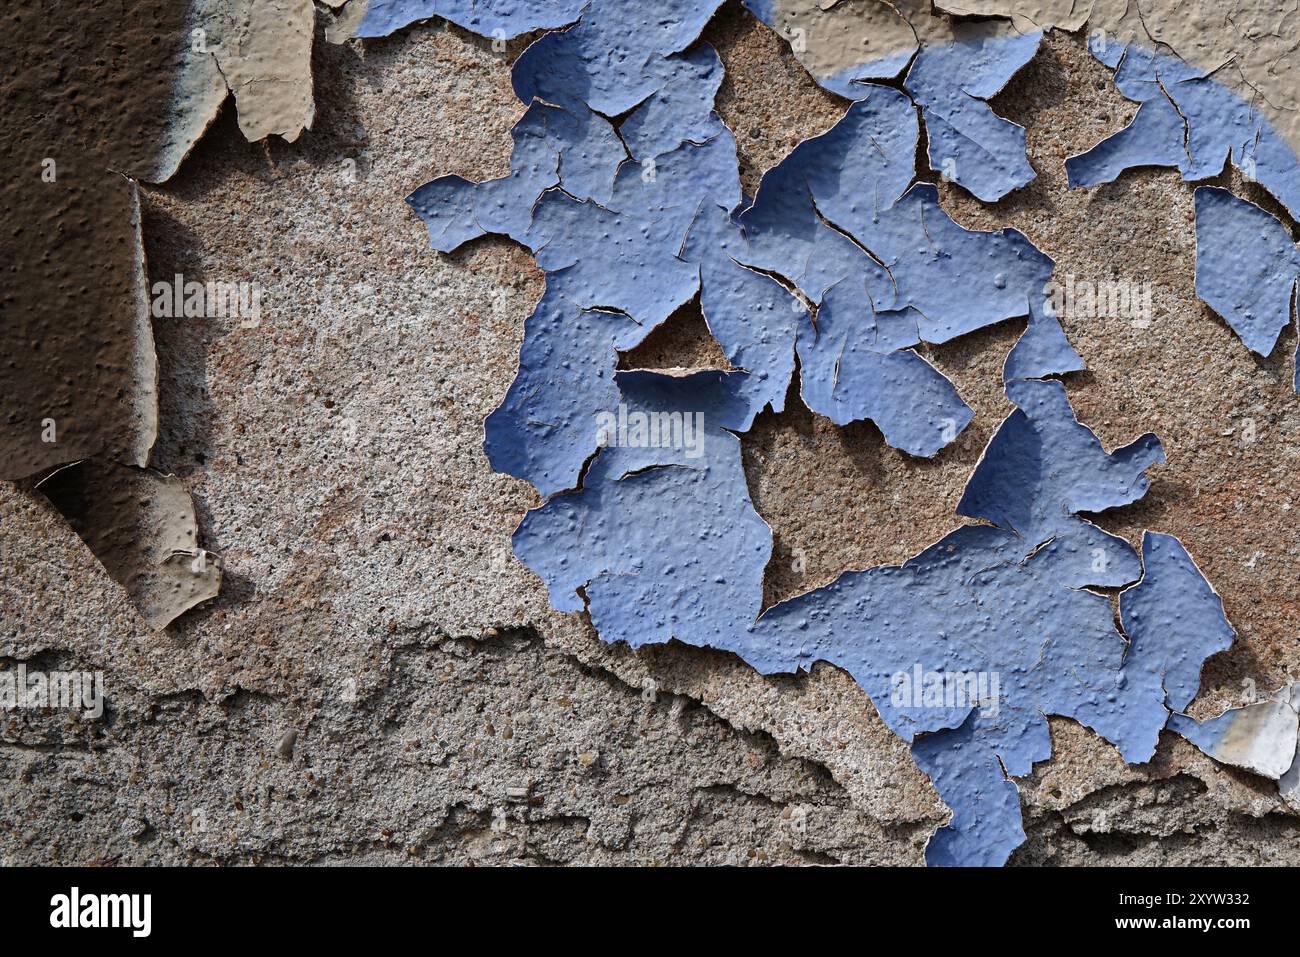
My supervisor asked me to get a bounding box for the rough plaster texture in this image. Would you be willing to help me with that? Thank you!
[2,4,1298,864]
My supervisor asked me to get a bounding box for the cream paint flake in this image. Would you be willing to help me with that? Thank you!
[38,463,224,632]
[201,0,318,143]
[762,0,918,83]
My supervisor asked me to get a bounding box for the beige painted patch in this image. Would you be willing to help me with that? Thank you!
[39,462,223,631]
[326,0,370,44]
[939,0,1300,150]
[935,0,1093,32]
[127,185,160,469]
[201,0,318,143]
[763,0,919,85]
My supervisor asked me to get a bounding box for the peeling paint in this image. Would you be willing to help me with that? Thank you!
[1,0,224,628]
[735,83,1072,449]
[1065,39,1300,226]
[352,0,589,40]
[741,0,920,96]
[1170,684,1300,800]
[199,0,318,143]
[380,0,1278,865]
[253,0,1300,863]
[904,29,1041,200]
[418,60,1080,471]
[934,0,1092,33]
[745,1,1040,200]
[512,372,1226,865]
[38,462,222,631]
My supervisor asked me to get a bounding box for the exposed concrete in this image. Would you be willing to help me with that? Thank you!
[2,4,1297,864]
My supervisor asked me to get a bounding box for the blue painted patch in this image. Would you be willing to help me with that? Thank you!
[740,0,917,97]
[1071,40,1300,221]
[483,278,628,498]
[513,369,772,645]
[512,0,727,117]
[356,0,589,39]
[514,374,1227,864]
[389,4,1249,866]
[407,101,625,251]
[912,710,1027,867]
[1120,531,1234,721]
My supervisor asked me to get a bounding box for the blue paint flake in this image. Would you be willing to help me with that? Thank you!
[1120,532,1235,716]
[1194,186,1300,361]
[1069,40,1300,390]
[733,86,1076,449]
[1070,40,1300,221]
[904,29,1042,201]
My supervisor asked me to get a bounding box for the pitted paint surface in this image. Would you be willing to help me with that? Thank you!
[0,0,231,630]
[333,0,1296,862]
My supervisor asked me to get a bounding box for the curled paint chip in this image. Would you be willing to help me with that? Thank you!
[934,0,1093,32]
[1115,531,1235,761]
[200,0,318,143]
[38,462,223,631]
[1170,684,1300,787]
[912,711,1027,867]
[745,2,1041,202]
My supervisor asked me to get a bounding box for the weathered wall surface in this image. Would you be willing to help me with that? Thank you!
[2,3,1297,864]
